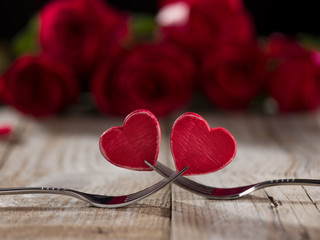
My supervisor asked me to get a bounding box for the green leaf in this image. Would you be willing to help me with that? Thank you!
[297,33,320,50]
[12,14,40,57]
[0,43,12,74]
[131,14,156,40]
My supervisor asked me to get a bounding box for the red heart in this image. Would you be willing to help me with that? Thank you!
[171,112,237,175]
[99,109,160,171]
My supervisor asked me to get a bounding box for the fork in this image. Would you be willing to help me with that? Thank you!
[0,166,188,208]
[145,161,320,200]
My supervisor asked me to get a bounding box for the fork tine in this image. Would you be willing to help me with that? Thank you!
[147,161,215,195]
[125,166,188,202]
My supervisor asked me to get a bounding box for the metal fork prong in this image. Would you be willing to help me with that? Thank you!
[154,163,253,196]
[0,166,188,208]
[126,166,188,202]
[148,162,214,195]
[156,163,213,192]
[147,161,320,199]
[175,178,213,195]
[125,181,166,202]
[125,180,168,202]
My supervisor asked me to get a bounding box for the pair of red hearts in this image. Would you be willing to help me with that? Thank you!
[99,109,237,176]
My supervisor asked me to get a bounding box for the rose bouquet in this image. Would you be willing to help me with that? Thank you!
[1,0,320,117]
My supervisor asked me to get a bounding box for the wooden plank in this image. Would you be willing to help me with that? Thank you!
[170,113,320,240]
[0,113,172,239]
[0,107,24,168]
[2,108,320,240]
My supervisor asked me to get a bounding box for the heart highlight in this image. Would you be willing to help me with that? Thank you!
[171,112,237,175]
[99,109,161,171]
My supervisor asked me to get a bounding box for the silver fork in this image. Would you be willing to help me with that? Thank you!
[145,161,320,200]
[0,166,188,208]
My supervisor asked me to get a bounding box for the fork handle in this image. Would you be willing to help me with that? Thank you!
[255,178,320,189]
[0,187,65,194]
[0,187,88,202]
[220,178,320,199]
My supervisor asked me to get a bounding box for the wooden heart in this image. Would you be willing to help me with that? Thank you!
[99,109,160,171]
[171,112,237,175]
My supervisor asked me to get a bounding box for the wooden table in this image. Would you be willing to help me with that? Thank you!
[0,107,319,239]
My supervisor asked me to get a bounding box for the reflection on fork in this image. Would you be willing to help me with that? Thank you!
[145,161,320,200]
[0,166,188,208]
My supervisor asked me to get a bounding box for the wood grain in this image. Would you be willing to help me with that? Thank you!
[0,109,172,239]
[0,108,24,168]
[170,113,320,240]
[1,108,320,239]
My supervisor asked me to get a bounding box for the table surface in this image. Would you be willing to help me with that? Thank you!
[0,107,319,240]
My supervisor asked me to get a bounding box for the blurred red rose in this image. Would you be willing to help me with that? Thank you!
[265,34,305,60]
[157,0,254,59]
[91,42,196,116]
[200,42,266,110]
[40,0,128,75]
[0,55,79,117]
[266,34,320,112]
[0,125,13,137]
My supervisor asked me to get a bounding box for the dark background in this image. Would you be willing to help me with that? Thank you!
[0,0,318,40]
